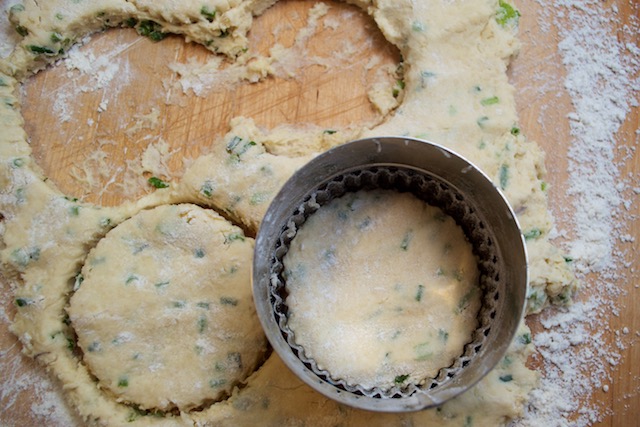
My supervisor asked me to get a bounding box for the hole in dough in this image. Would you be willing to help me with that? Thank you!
[21,0,401,207]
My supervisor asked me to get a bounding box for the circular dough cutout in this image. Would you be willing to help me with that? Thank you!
[284,190,481,389]
[68,204,266,411]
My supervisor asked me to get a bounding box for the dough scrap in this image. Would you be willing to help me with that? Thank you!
[0,0,577,425]
[68,203,266,412]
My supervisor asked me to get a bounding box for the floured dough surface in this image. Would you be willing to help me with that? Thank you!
[285,190,480,389]
[68,204,267,411]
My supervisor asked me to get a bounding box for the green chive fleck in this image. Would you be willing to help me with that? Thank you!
[523,228,542,240]
[227,352,242,368]
[477,116,490,128]
[224,232,245,244]
[499,374,513,382]
[197,314,207,333]
[400,230,413,251]
[125,274,139,284]
[420,71,436,87]
[250,192,268,205]
[392,79,405,98]
[518,332,532,345]
[74,272,84,291]
[15,297,33,307]
[201,6,216,22]
[456,289,476,314]
[28,45,56,55]
[394,374,410,384]
[220,296,238,306]
[11,157,25,168]
[209,378,227,388]
[358,217,372,230]
[200,181,214,198]
[15,25,29,37]
[126,411,140,422]
[148,176,169,189]
[10,4,25,13]
[481,96,500,106]
[415,284,424,302]
[136,20,166,41]
[124,17,138,27]
[155,281,170,290]
[496,0,521,28]
[412,21,425,32]
[226,136,242,151]
[226,136,256,157]
[11,247,40,268]
[414,342,432,361]
[118,377,129,387]
[499,164,509,190]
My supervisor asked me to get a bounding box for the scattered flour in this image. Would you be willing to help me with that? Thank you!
[514,0,640,426]
[48,37,124,122]
[64,43,121,87]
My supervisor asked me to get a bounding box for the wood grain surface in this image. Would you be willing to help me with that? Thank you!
[2,0,639,425]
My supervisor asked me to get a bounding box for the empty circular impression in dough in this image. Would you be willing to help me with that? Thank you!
[68,204,267,412]
[284,189,481,390]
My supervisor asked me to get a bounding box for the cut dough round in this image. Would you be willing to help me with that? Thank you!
[284,190,481,389]
[68,204,266,412]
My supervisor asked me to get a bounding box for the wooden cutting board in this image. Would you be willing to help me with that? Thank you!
[2,0,638,425]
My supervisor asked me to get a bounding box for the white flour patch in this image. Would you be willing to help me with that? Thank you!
[515,0,640,426]
[51,37,126,122]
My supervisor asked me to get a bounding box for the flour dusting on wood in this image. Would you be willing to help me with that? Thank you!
[514,1,640,425]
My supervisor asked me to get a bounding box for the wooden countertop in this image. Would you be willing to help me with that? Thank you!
[1,0,638,425]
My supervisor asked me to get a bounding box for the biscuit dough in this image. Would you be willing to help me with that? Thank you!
[68,204,266,412]
[0,0,576,425]
[284,190,480,389]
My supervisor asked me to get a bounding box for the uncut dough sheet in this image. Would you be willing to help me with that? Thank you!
[0,0,576,425]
